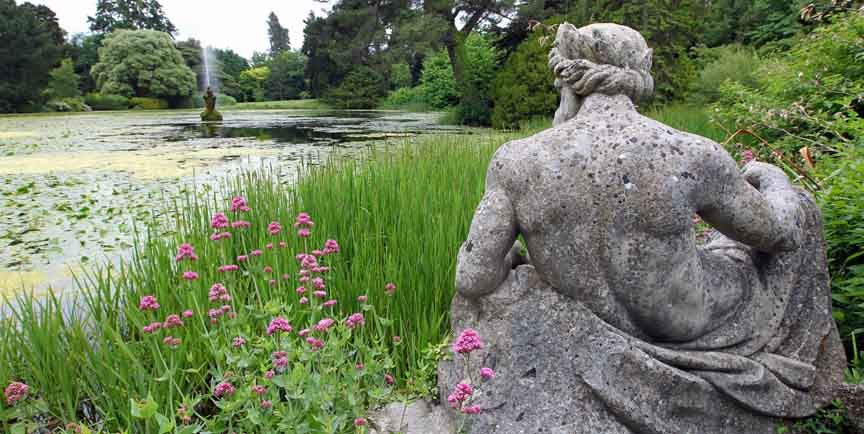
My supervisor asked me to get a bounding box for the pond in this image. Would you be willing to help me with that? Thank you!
[0,109,465,298]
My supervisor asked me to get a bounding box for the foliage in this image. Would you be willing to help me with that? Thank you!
[264,51,306,101]
[0,0,64,112]
[418,50,459,110]
[68,33,103,95]
[491,34,558,129]
[703,0,804,47]
[88,0,176,34]
[176,38,203,88]
[214,49,250,101]
[380,86,430,111]
[453,35,499,125]
[267,12,291,55]
[238,66,271,103]
[44,59,82,101]
[91,30,197,102]
[83,93,130,110]
[688,45,761,104]
[129,97,169,110]
[645,104,727,143]
[324,65,387,109]
[390,63,412,90]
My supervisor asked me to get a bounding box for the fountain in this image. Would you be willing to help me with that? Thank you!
[200,46,223,122]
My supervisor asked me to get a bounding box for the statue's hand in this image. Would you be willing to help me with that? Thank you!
[742,162,791,192]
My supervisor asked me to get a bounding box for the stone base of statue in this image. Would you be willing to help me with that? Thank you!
[439,266,845,434]
[200,109,223,122]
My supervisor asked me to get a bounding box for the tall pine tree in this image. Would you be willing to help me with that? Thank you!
[267,12,290,55]
[88,0,176,34]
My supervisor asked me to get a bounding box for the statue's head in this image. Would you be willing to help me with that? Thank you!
[550,23,654,123]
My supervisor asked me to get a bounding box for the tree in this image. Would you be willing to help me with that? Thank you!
[176,38,203,87]
[44,58,81,100]
[215,49,250,101]
[91,30,196,101]
[265,51,306,100]
[88,0,176,34]
[68,33,103,94]
[0,0,65,112]
[491,33,557,128]
[268,12,291,55]
[238,66,270,102]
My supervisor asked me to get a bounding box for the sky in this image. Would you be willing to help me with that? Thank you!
[28,0,331,58]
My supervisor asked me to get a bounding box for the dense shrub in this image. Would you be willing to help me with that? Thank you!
[491,34,558,129]
[84,93,129,110]
[324,65,387,109]
[418,51,458,110]
[688,45,761,104]
[129,97,169,110]
[381,86,429,111]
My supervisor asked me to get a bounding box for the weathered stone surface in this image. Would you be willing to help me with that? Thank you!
[440,22,846,434]
[369,400,454,434]
[836,384,864,431]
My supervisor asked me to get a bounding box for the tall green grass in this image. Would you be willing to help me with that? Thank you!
[645,103,729,143]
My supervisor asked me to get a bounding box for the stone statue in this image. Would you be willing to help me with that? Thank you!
[201,86,223,122]
[439,23,846,434]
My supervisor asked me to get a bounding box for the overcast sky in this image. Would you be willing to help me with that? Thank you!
[28,0,331,58]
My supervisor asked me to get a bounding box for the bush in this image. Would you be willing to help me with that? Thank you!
[491,35,558,129]
[190,93,238,109]
[418,52,458,110]
[688,45,761,104]
[84,93,129,110]
[323,65,387,109]
[129,97,170,110]
[380,86,429,111]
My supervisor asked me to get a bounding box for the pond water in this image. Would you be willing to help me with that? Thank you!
[0,109,464,298]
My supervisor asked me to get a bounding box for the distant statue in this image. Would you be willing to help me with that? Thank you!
[439,23,846,434]
[201,86,223,122]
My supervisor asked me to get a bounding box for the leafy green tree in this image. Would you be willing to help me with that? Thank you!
[419,50,458,109]
[491,34,557,128]
[265,51,306,100]
[238,66,270,102]
[91,30,196,102]
[324,64,387,109]
[267,12,291,55]
[44,58,81,100]
[68,33,103,94]
[215,49,249,101]
[88,0,176,34]
[0,0,65,112]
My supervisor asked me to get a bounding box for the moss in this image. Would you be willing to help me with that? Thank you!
[200,109,223,121]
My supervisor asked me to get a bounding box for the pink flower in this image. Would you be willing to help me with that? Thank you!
[163,314,184,329]
[313,290,327,298]
[250,250,263,257]
[357,295,368,303]
[261,400,272,409]
[266,243,274,250]
[384,282,396,296]
[480,367,495,379]
[354,417,367,426]
[213,381,235,398]
[267,317,293,336]
[461,405,482,415]
[139,295,160,311]
[385,374,394,385]
[299,297,309,305]
[355,363,364,370]
[210,212,229,229]
[279,241,287,249]
[182,271,198,281]
[273,357,288,370]
[267,221,282,235]
[263,266,273,273]
[323,239,340,255]
[208,283,231,302]
[4,382,29,406]
[453,329,483,354]
[447,382,473,407]
[218,264,239,273]
[312,249,324,257]
[251,385,267,396]
[236,255,248,262]
[182,310,194,318]
[297,228,311,238]
[231,220,251,229]
[175,243,198,262]
[740,149,756,164]
[314,318,335,332]
[230,196,250,213]
[264,370,275,379]
[210,232,232,241]
[294,212,314,227]
[322,300,337,308]
[305,337,324,350]
[272,351,287,359]
[312,277,325,290]
[163,336,182,347]
[282,274,291,280]
[298,328,311,337]
[221,305,232,313]
[299,276,310,284]
[269,279,277,286]
[208,308,223,320]
[296,286,307,295]
[392,335,401,343]
[345,313,365,329]
[232,336,246,348]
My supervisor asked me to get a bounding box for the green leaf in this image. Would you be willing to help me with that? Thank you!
[155,412,175,434]
[130,394,158,419]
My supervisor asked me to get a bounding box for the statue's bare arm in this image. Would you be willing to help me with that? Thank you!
[455,160,519,298]
[696,148,797,253]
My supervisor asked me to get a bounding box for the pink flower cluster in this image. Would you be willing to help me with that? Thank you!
[230,196,251,213]
[267,317,293,336]
[272,351,288,371]
[214,381,236,398]
[208,305,234,324]
[142,322,162,334]
[305,337,325,350]
[480,367,495,380]
[384,282,397,296]
[268,221,282,235]
[218,264,239,273]
[231,220,251,229]
[210,212,229,229]
[175,243,198,262]
[314,318,335,332]
[232,336,246,348]
[208,283,231,302]
[4,381,28,406]
[323,239,340,255]
[163,314,184,329]
[177,403,192,424]
[453,329,483,354]
[182,271,199,281]
[740,149,756,164]
[210,232,232,241]
[295,212,314,237]
[139,295,160,311]
[163,336,182,347]
[345,313,365,329]
[447,382,473,408]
